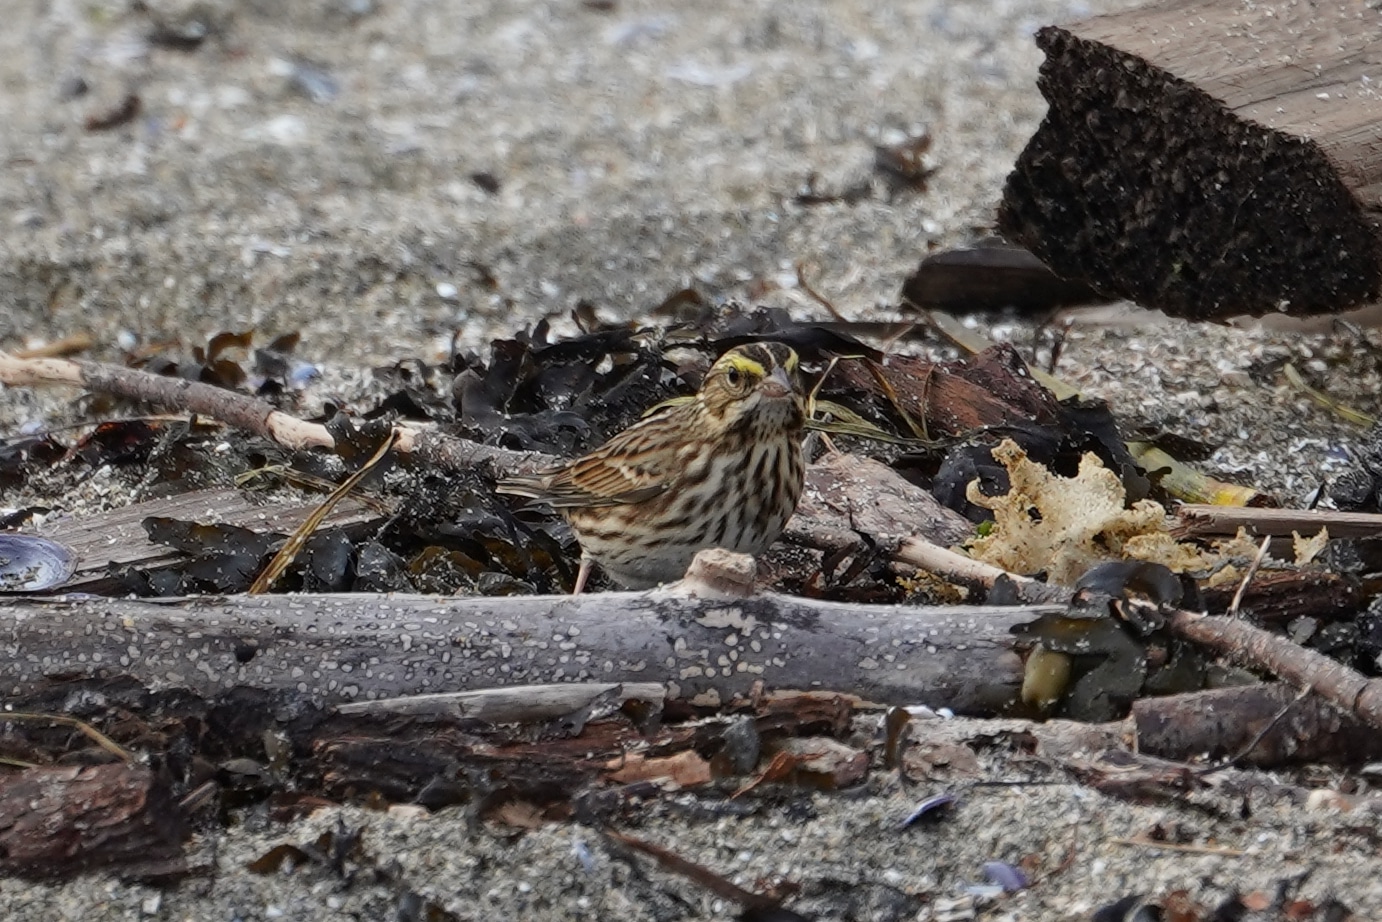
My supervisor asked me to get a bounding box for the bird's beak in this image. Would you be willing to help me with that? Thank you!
[758,366,792,400]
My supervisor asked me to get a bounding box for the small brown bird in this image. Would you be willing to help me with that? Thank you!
[497,342,807,592]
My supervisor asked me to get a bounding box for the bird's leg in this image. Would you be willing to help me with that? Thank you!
[572,555,593,595]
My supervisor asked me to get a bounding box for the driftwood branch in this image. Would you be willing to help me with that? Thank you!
[0,589,1051,711]
[335,682,667,723]
[0,350,552,476]
[1000,0,1382,320]
[0,353,327,450]
[13,333,1382,746]
[905,532,1382,734]
[1167,609,1382,731]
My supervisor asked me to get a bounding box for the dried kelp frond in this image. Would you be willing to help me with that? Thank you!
[0,434,65,491]
[367,358,457,424]
[130,328,312,402]
[384,466,572,594]
[450,323,667,455]
[448,311,878,463]
[832,343,1149,511]
[136,518,282,595]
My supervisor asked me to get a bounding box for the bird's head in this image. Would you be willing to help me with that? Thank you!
[699,342,805,432]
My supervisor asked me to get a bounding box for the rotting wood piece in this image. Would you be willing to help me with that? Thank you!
[0,592,1048,711]
[314,692,858,805]
[1198,570,1365,625]
[0,763,185,879]
[999,0,1382,320]
[1132,683,1382,767]
[792,452,973,549]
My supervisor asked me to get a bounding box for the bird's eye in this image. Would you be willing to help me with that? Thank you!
[726,367,742,387]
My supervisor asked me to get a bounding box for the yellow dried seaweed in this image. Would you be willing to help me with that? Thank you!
[966,439,1216,585]
[1293,528,1329,566]
[1215,528,1266,560]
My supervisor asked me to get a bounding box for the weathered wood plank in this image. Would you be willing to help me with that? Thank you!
[33,487,379,592]
[1000,0,1382,320]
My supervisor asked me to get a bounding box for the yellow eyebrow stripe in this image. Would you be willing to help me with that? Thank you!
[725,355,767,378]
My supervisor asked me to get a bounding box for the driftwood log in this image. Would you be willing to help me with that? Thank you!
[999,0,1382,320]
[0,590,1051,712]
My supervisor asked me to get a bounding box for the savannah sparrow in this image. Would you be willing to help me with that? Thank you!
[497,342,807,592]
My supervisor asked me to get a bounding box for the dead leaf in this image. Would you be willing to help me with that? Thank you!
[606,750,712,788]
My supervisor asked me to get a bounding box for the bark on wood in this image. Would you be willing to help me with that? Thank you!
[0,353,324,449]
[0,591,1052,711]
[1168,609,1382,732]
[0,351,553,477]
[1132,683,1382,766]
[899,532,1382,734]
[335,683,667,723]
[792,453,974,549]
[1198,570,1364,625]
[0,763,184,879]
[999,0,1382,320]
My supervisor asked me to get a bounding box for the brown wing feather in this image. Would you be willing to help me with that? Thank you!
[500,403,699,509]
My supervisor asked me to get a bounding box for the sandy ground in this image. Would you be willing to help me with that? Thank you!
[4,0,1382,919]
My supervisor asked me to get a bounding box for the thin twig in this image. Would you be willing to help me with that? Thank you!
[1282,362,1374,427]
[177,780,219,813]
[1227,535,1272,618]
[1,713,132,762]
[1175,504,1382,539]
[805,356,839,423]
[13,332,94,359]
[863,358,928,440]
[249,429,399,593]
[901,532,1382,732]
[878,322,920,357]
[605,828,781,913]
[1196,684,1313,775]
[795,261,847,321]
[0,350,551,478]
[0,756,40,770]
[1107,837,1245,857]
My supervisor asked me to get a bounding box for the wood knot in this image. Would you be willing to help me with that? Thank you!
[675,548,757,599]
